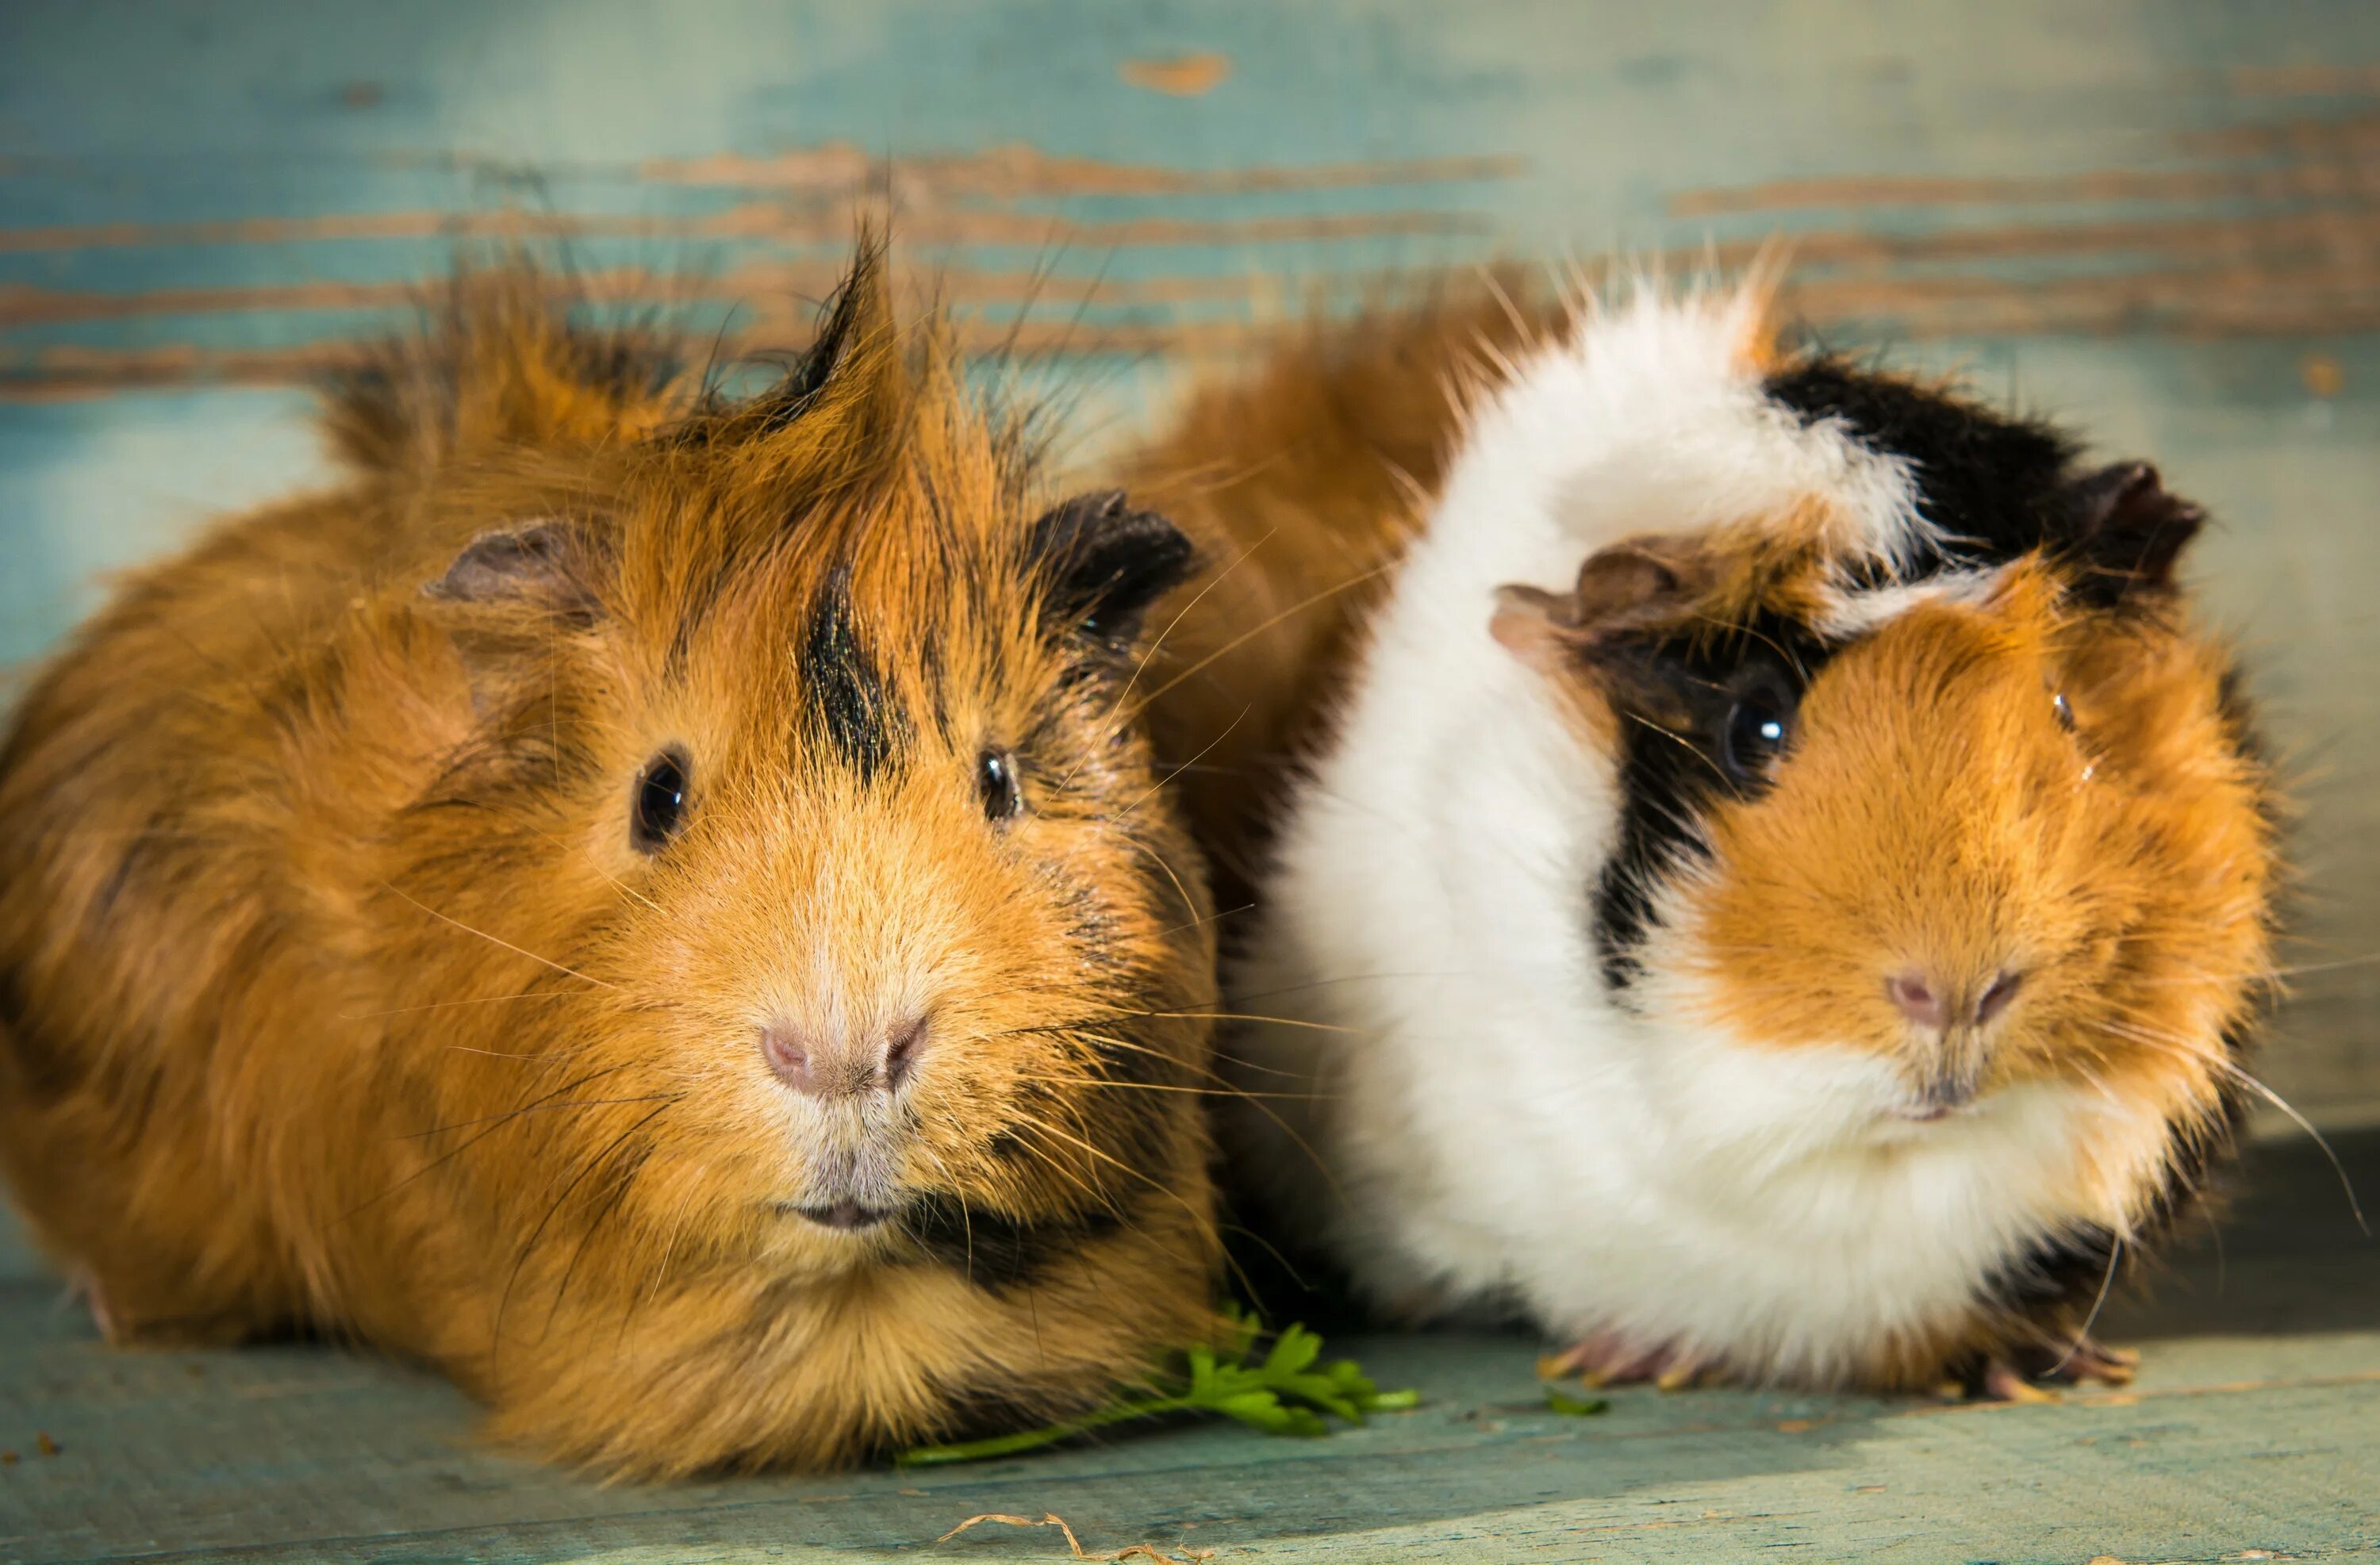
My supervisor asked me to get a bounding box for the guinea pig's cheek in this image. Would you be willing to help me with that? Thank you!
[1637,1006,1906,1158]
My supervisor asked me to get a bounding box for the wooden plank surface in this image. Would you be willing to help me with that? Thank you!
[2,1129,2374,1563]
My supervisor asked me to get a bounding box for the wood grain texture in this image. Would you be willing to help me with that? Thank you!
[0,6,2377,1556]
[1,1130,2373,1563]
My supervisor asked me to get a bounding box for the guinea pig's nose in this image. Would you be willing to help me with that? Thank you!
[1886,969,2025,1032]
[1885,972,1948,1031]
[759,1015,929,1099]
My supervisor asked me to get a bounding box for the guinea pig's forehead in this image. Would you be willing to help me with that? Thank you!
[1796,596,2054,730]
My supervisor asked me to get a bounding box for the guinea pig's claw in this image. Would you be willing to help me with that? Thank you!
[1543,1331,1715,1390]
[1964,1335,2139,1402]
[75,1272,121,1344]
[2040,1335,2140,1387]
[1974,1359,2061,1403]
[1653,1356,1710,1392]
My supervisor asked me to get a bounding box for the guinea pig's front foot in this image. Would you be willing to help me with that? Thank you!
[1540,1329,1719,1391]
[1960,1336,2140,1402]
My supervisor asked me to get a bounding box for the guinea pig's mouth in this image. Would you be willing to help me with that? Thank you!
[782,1199,902,1232]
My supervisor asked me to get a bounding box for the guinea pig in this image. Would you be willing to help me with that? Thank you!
[1119,274,2278,1398]
[0,240,1223,1477]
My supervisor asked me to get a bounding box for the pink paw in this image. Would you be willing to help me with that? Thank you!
[1964,1336,2140,1402]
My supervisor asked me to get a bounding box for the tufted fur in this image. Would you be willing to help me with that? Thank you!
[0,242,1221,1477]
[1123,274,2278,1390]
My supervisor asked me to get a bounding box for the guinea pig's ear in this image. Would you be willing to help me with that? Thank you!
[1491,538,1710,674]
[1029,489,1196,645]
[2058,460,2205,606]
[422,518,601,623]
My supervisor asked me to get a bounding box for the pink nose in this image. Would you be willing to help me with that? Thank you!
[759,1015,928,1098]
[1885,972,1948,1030]
[1887,970,2023,1031]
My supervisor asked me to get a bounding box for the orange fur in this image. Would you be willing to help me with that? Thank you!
[1113,271,1573,904]
[0,245,1219,1478]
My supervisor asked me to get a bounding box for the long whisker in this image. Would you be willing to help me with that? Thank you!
[344,991,577,1020]
[339,1065,629,1221]
[975,1016,1319,1084]
[2222,1065,2367,1236]
[1007,1109,1265,1303]
[1003,1111,1129,1211]
[1127,560,1397,718]
[1056,527,1277,794]
[495,1098,681,1352]
[543,1140,653,1336]
[442,1045,577,1065]
[2045,1235,2124,1379]
[1012,1072,1328,1102]
[1123,833,1204,927]
[1121,1009,1373,1037]
[1152,902,1256,941]
[1108,704,1248,825]
[394,1094,680,1141]
[2092,1018,2367,1236]
[1035,1029,1343,1194]
[378,881,617,991]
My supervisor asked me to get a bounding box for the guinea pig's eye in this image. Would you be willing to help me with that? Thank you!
[1720,683,1794,783]
[977,748,1023,823]
[2052,692,2077,732]
[630,747,691,853]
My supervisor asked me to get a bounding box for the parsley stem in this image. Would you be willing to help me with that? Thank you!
[896,1393,1188,1467]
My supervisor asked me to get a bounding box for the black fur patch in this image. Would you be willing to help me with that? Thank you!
[1591,613,1837,988]
[1979,1033,2252,1337]
[0,961,76,1100]
[909,1382,1075,1450]
[1764,361,2077,582]
[799,563,907,782]
[1028,490,1196,650]
[904,1195,1123,1294]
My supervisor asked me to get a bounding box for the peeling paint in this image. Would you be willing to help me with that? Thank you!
[1119,52,1233,97]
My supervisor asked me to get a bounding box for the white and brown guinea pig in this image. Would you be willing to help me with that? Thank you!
[1123,276,2278,1396]
[0,240,1223,1476]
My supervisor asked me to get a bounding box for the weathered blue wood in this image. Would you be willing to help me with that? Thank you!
[2,1132,2374,1563]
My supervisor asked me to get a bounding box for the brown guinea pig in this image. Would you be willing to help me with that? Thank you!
[1118,274,2279,1398]
[0,240,1221,1478]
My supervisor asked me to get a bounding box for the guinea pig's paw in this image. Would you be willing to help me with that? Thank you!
[1961,1337,2139,1402]
[2029,1335,2140,1388]
[1964,1359,2062,1404]
[72,1271,122,1344]
[1540,1329,1719,1390]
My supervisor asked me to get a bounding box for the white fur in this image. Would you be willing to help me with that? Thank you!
[1813,566,2006,639]
[1227,287,2136,1381]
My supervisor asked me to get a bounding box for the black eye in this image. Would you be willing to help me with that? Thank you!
[977,748,1022,823]
[1721,685,1794,782]
[630,748,690,853]
[2052,692,2077,732]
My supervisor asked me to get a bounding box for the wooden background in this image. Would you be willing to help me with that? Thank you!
[3,1,2378,1120]
[13,1,2378,1122]
[3,6,2380,1560]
